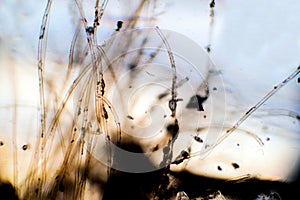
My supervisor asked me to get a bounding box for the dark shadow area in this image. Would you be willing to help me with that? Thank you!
[102,140,300,199]
[175,171,300,199]
[103,166,300,200]
[0,182,19,200]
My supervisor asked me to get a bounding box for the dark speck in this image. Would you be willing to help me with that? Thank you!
[203,115,207,119]
[232,163,240,169]
[297,77,300,83]
[128,63,137,70]
[213,87,217,91]
[206,46,211,53]
[217,166,222,171]
[237,143,240,146]
[194,136,203,143]
[266,137,270,141]
[0,141,3,146]
[115,20,123,31]
[127,115,134,120]
[163,114,167,118]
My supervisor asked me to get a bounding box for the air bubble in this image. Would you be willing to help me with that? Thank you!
[22,144,29,151]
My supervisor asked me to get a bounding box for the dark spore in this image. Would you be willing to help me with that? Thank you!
[116,20,123,31]
[22,144,29,151]
[194,136,203,143]
[266,137,270,141]
[74,127,77,132]
[186,95,208,111]
[297,77,300,83]
[163,114,167,118]
[203,115,207,119]
[0,141,3,146]
[274,86,278,89]
[210,0,215,8]
[213,87,217,91]
[237,143,240,146]
[127,115,134,120]
[232,163,240,169]
[86,26,94,34]
[217,166,222,171]
[70,139,74,143]
[206,45,211,53]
